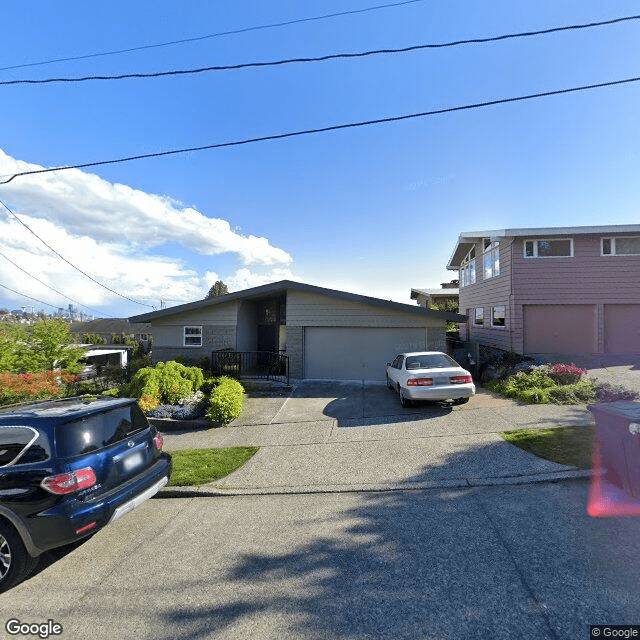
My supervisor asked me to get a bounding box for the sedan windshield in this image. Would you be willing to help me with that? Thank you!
[405,354,459,370]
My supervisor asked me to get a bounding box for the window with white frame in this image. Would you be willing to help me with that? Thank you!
[459,246,476,287]
[601,236,640,256]
[474,308,484,325]
[491,306,506,327]
[524,238,573,258]
[183,326,202,347]
[482,239,500,279]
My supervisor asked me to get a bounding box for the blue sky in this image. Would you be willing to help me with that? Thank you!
[1,1,639,318]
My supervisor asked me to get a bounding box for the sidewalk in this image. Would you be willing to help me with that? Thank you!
[160,383,597,495]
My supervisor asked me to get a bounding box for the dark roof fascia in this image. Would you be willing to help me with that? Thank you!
[129,280,465,323]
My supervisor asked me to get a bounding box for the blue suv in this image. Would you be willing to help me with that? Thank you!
[0,395,171,591]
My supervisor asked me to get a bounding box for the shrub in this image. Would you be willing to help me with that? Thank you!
[0,371,79,406]
[548,363,587,386]
[128,360,205,405]
[206,377,244,425]
[546,380,596,404]
[592,382,640,403]
[138,394,160,413]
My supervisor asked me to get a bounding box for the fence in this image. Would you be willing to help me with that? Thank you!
[211,351,290,385]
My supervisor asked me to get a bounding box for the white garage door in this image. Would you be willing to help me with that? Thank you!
[523,305,596,354]
[605,305,640,354]
[304,327,427,381]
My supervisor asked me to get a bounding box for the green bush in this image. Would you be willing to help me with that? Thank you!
[128,360,205,405]
[206,376,244,425]
[546,380,595,404]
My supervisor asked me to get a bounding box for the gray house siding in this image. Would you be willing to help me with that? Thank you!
[287,290,443,328]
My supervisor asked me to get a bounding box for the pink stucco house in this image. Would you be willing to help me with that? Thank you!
[447,225,640,356]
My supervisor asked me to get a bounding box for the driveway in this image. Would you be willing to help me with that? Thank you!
[161,381,595,494]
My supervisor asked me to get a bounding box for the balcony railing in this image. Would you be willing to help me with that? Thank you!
[211,350,289,385]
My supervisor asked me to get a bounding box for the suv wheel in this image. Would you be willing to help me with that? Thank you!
[0,521,38,593]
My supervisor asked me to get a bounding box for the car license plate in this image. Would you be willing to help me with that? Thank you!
[123,451,143,472]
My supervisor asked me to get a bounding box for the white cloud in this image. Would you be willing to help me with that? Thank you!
[225,268,302,291]
[0,149,292,265]
[0,149,297,313]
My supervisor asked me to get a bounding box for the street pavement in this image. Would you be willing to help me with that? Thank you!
[2,381,639,640]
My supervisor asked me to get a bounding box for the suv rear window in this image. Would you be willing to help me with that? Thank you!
[55,404,149,457]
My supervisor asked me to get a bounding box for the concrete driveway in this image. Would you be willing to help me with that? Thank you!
[161,381,595,494]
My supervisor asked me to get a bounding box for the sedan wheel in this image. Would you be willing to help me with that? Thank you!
[386,374,393,390]
[398,385,411,408]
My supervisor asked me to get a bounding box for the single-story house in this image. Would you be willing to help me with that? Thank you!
[129,280,465,381]
[447,224,640,356]
[411,283,459,309]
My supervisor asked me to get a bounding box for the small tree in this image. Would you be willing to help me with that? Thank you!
[82,333,106,345]
[206,280,229,299]
[16,319,85,372]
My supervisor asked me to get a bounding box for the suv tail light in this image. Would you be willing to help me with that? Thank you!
[41,467,97,495]
[450,375,473,384]
[406,378,433,386]
[154,433,164,450]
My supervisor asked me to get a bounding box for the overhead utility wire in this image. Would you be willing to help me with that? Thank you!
[0,198,155,308]
[1,75,639,186]
[0,281,69,311]
[0,0,426,71]
[0,248,113,317]
[2,14,639,86]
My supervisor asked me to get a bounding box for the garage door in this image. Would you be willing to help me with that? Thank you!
[605,305,640,354]
[304,327,427,381]
[523,305,596,354]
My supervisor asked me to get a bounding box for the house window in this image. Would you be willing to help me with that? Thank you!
[524,239,573,258]
[491,306,506,327]
[459,246,476,287]
[474,308,484,325]
[601,236,640,256]
[482,239,500,279]
[183,326,202,347]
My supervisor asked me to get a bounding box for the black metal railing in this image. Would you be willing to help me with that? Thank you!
[211,350,289,385]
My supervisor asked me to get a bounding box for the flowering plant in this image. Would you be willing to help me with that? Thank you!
[0,371,79,406]
[548,363,587,385]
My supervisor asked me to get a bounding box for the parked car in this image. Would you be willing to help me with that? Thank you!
[386,351,476,407]
[0,396,171,592]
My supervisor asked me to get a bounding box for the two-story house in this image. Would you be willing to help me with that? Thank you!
[447,225,640,356]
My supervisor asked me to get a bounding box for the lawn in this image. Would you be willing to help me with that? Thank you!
[501,426,595,469]
[169,447,259,486]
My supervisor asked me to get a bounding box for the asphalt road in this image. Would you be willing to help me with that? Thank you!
[2,481,639,640]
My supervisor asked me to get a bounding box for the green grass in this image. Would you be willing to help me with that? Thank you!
[168,447,259,486]
[501,426,594,469]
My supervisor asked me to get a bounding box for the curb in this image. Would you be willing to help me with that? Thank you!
[156,468,602,498]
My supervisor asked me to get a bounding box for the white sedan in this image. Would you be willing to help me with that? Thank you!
[386,351,476,407]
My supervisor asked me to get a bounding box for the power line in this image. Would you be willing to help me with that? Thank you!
[3,14,639,86]
[1,74,639,185]
[0,0,426,72]
[0,198,155,308]
[0,280,69,312]
[0,248,113,317]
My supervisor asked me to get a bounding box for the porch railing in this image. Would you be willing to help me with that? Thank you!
[211,350,289,385]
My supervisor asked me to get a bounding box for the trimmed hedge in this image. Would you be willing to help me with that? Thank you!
[206,376,245,425]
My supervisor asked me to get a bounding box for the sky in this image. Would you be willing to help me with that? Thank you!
[1,0,639,319]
